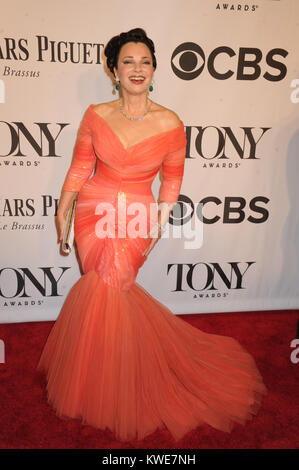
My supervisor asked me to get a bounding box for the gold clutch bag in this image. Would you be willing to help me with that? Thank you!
[61,198,77,254]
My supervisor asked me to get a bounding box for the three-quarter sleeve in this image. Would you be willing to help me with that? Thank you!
[159,123,187,204]
[62,107,96,192]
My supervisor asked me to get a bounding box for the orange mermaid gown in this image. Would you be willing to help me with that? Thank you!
[37,104,267,442]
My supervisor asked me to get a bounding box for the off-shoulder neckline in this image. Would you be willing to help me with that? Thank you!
[88,104,184,152]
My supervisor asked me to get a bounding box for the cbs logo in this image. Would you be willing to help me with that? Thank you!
[171,43,288,82]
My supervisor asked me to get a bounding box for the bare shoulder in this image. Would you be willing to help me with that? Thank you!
[150,101,181,131]
[92,100,118,118]
[164,109,182,128]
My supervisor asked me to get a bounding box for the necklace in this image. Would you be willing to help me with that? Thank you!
[119,97,152,121]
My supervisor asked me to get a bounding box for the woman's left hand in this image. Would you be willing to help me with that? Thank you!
[142,224,162,257]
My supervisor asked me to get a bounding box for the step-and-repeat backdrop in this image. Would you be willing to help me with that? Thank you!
[1,0,299,323]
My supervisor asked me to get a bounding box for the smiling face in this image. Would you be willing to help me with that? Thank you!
[113,41,155,95]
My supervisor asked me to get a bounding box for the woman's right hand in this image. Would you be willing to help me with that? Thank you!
[55,190,78,245]
[55,212,66,244]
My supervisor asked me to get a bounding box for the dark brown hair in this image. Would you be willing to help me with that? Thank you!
[104,28,157,77]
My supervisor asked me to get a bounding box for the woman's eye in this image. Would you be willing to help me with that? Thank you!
[123,61,151,65]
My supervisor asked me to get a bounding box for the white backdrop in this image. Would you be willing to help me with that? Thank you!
[1,0,299,323]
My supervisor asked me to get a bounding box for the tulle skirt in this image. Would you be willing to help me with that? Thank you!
[37,268,267,442]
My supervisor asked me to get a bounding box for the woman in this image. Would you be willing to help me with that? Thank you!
[37,28,267,442]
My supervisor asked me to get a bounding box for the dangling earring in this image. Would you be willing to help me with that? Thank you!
[149,80,154,92]
[115,78,120,91]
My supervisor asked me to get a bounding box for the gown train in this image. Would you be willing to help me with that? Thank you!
[37,269,267,442]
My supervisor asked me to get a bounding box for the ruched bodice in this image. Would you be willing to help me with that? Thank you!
[59,104,187,290]
[62,104,187,203]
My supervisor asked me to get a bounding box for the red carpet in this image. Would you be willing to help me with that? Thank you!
[0,309,298,449]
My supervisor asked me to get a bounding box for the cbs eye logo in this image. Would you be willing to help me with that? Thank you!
[171,42,205,80]
[169,195,194,226]
[171,42,288,82]
[169,195,205,227]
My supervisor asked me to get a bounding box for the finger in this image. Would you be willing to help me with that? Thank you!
[143,241,155,256]
[143,247,150,257]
